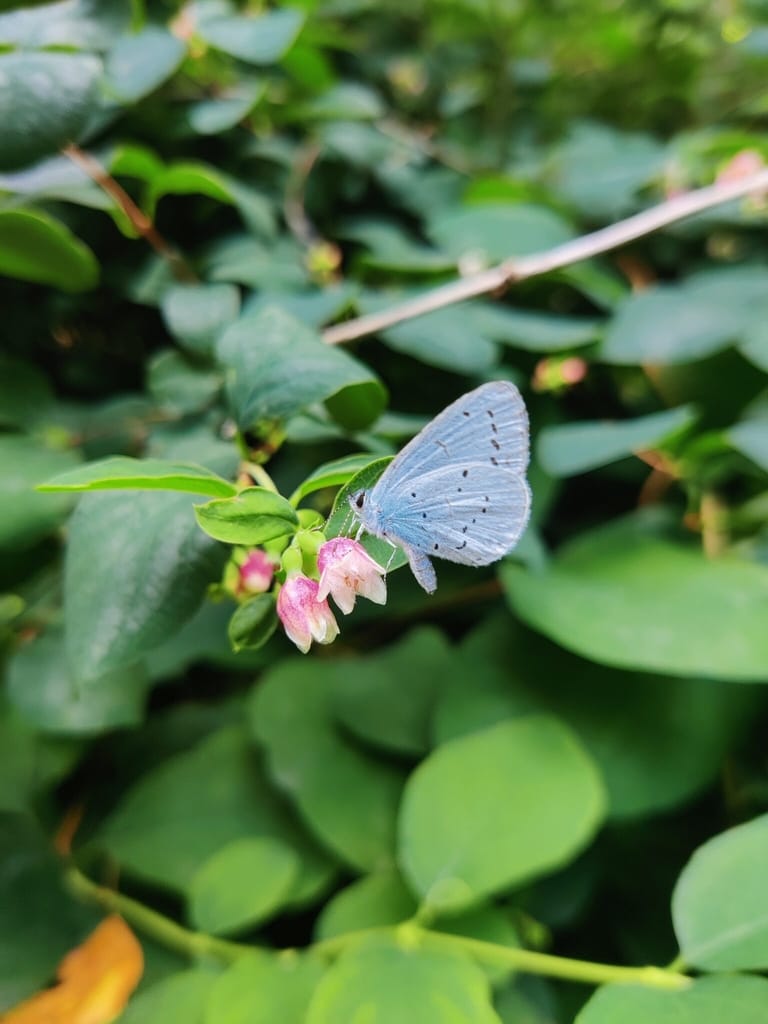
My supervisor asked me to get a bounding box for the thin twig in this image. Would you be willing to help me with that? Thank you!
[322,168,768,345]
[62,144,197,282]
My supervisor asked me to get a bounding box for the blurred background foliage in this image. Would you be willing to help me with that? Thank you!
[2,0,768,1022]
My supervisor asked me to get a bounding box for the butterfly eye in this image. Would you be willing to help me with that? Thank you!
[355,492,366,510]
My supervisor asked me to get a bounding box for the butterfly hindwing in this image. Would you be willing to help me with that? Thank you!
[374,460,531,567]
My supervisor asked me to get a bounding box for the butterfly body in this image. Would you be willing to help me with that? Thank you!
[350,381,531,593]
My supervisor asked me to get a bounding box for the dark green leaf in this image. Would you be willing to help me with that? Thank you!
[0,208,98,291]
[0,435,80,549]
[537,406,696,477]
[290,453,384,506]
[64,491,227,680]
[249,660,406,872]
[227,594,278,652]
[199,9,304,65]
[104,27,186,103]
[428,202,574,264]
[217,307,386,431]
[503,510,768,680]
[186,81,266,135]
[194,487,298,545]
[38,456,236,497]
[160,283,241,355]
[0,52,102,170]
[147,350,222,414]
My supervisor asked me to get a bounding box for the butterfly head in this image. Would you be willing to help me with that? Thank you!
[349,489,367,517]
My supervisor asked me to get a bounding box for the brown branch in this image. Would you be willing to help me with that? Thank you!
[322,167,768,345]
[62,144,197,282]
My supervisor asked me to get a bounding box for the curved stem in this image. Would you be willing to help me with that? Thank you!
[322,168,768,345]
[66,864,691,992]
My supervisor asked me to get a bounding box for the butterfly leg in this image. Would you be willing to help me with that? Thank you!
[402,544,437,594]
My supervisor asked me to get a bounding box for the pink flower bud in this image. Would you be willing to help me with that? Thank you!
[317,537,387,615]
[277,574,340,654]
[239,549,275,594]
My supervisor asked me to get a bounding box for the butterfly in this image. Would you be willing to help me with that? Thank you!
[349,380,531,593]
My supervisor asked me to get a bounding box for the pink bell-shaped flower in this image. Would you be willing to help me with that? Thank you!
[239,549,275,594]
[317,537,387,615]
[277,573,340,654]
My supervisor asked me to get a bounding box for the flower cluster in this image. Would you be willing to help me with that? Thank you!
[277,538,386,654]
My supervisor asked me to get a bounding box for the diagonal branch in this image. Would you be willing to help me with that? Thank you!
[322,168,768,345]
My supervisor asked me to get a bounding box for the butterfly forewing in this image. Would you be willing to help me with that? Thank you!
[369,381,529,500]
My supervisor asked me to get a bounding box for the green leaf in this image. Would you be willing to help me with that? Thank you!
[331,628,456,756]
[601,266,768,365]
[199,9,304,65]
[315,870,418,941]
[428,202,574,264]
[104,27,186,103]
[380,305,500,375]
[218,307,386,431]
[149,162,275,238]
[227,594,278,652]
[0,813,97,1008]
[160,283,241,355]
[0,702,80,812]
[433,615,755,821]
[400,716,605,912]
[305,940,501,1024]
[249,660,406,872]
[672,813,768,970]
[38,456,237,497]
[186,81,266,135]
[576,976,768,1024]
[98,727,335,902]
[0,435,80,549]
[0,208,98,291]
[503,510,768,680]
[0,355,54,429]
[64,491,227,680]
[0,52,102,171]
[206,953,325,1024]
[147,350,222,414]
[290,453,385,506]
[474,305,602,352]
[118,969,218,1024]
[537,406,696,477]
[6,627,148,734]
[729,417,768,472]
[189,837,299,935]
[194,487,298,545]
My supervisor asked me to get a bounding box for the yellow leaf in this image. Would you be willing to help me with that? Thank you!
[1,915,144,1024]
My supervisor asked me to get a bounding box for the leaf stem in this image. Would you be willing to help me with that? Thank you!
[322,168,768,345]
[66,866,690,991]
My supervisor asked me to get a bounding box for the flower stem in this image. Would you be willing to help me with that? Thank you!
[66,866,690,991]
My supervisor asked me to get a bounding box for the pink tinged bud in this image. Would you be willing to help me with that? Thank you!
[316,537,387,615]
[277,574,339,654]
[239,549,275,594]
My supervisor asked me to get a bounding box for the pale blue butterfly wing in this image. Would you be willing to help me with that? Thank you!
[355,381,531,593]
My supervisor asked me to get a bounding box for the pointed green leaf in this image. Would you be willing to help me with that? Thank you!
[38,456,236,497]
[195,487,298,545]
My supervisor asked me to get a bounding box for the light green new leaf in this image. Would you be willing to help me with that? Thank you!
[118,970,218,1024]
[189,837,299,935]
[38,456,236,497]
[65,491,227,680]
[315,870,418,941]
[290,453,384,506]
[0,208,98,291]
[576,976,768,1024]
[305,941,501,1024]
[399,716,606,912]
[199,9,304,65]
[503,509,768,680]
[195,487,298,545]
[0,52,102,171]
[206,953,325,1024]
[217,307,386,430]
[537,405,696,477]
[672,814,768,970]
